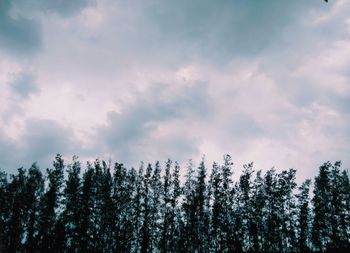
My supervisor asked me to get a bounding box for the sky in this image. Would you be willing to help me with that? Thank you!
[0,0,349,180]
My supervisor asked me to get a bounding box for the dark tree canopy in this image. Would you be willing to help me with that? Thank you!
[0,155,349,253]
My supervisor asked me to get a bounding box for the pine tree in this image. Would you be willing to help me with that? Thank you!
[112,162,134,252]
[24,164,44,253]
[130,165,144,252]
[140,163,152,253]
[7,168,27,252]
[312,162,332,252]
[194,158,209,252]
[264,168,280,252]
[237,162,254,252]
[78,163,95,252]
[209,155,237,252]
[0,170,8,253]
[209,161,222,252]
[329,161,343,250]
[89,159,112,252]
[169,161,182,252]
[296,179,311,253]
[148,161,162,252]
[329,161,350,251]
[2,154,350,252]
[278,169,298,252]
[160,160,172,253]
[339,169,350,250]
[182,160,197,252]
[62,156,82,253]
[37,154,65,253]
[99,161,114,252]
[250,170,266,252]
[220,155,238,252]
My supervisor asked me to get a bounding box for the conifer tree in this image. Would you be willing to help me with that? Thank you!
[169,161,183,252]
[149,161,162,252]
[329,161,350,251]
[329,161,343,250]
[140,163,152,253]
[99,161,115,252]
[37,154,65,253]
[264,168,280,252]
[112,162,133,252]
[220,155,238,252]
[160,160,172,253]
[62,156,81,252]
[1,154,350,252]
[78,162,95,252]
[7,168,27,252]
[278,169,298,252]
[250,170,266,252]
[339,170,350,250]
[296,179,311,253]
[237,162,254,251]
[24,164,44,253]
[0,171,8,253]
[312,162,332,252]
[182,160,197,252]
[130,165,144,252]
[209,161,222,252]
[194,158,209,252]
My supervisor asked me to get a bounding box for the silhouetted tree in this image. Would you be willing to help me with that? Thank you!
[0,155,349,252]
[62,156,81,252]
[0,171,8,253]
[24,164,44,253]
[297,179,311,253]
[312,162,332,252]
[7,168,27,252]
[37,154,65,253]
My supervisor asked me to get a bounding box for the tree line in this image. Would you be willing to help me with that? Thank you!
[0,154,349,253]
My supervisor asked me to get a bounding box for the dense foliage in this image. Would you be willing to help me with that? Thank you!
[0,154,349,253]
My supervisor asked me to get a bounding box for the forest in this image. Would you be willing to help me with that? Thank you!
[0,154,349,253]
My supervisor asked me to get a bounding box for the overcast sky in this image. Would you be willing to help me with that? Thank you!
[0,0,349,180]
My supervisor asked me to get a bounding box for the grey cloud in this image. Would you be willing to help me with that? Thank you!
[0,0,94,57]
[13,0,95,17]
[139,0,325,62]
[43,0,94,16]
[226,113,264,139]
[97,82,211,163]
[9,72,39,99]
[0,132,18,171]
[71,0,327,74]
[326,93,350,114]
[0,119,82,173]
[0,0,42,57]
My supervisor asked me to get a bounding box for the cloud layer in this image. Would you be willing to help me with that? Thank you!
[0,0,349,180]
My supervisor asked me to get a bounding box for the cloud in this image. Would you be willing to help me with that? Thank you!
[12,0,95,17]
[0,119,83,173]
[96,81,211,165]
[0,0,95,57]
[139,0,326,62]
[9,72,39,99]
[0,0,42,57]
